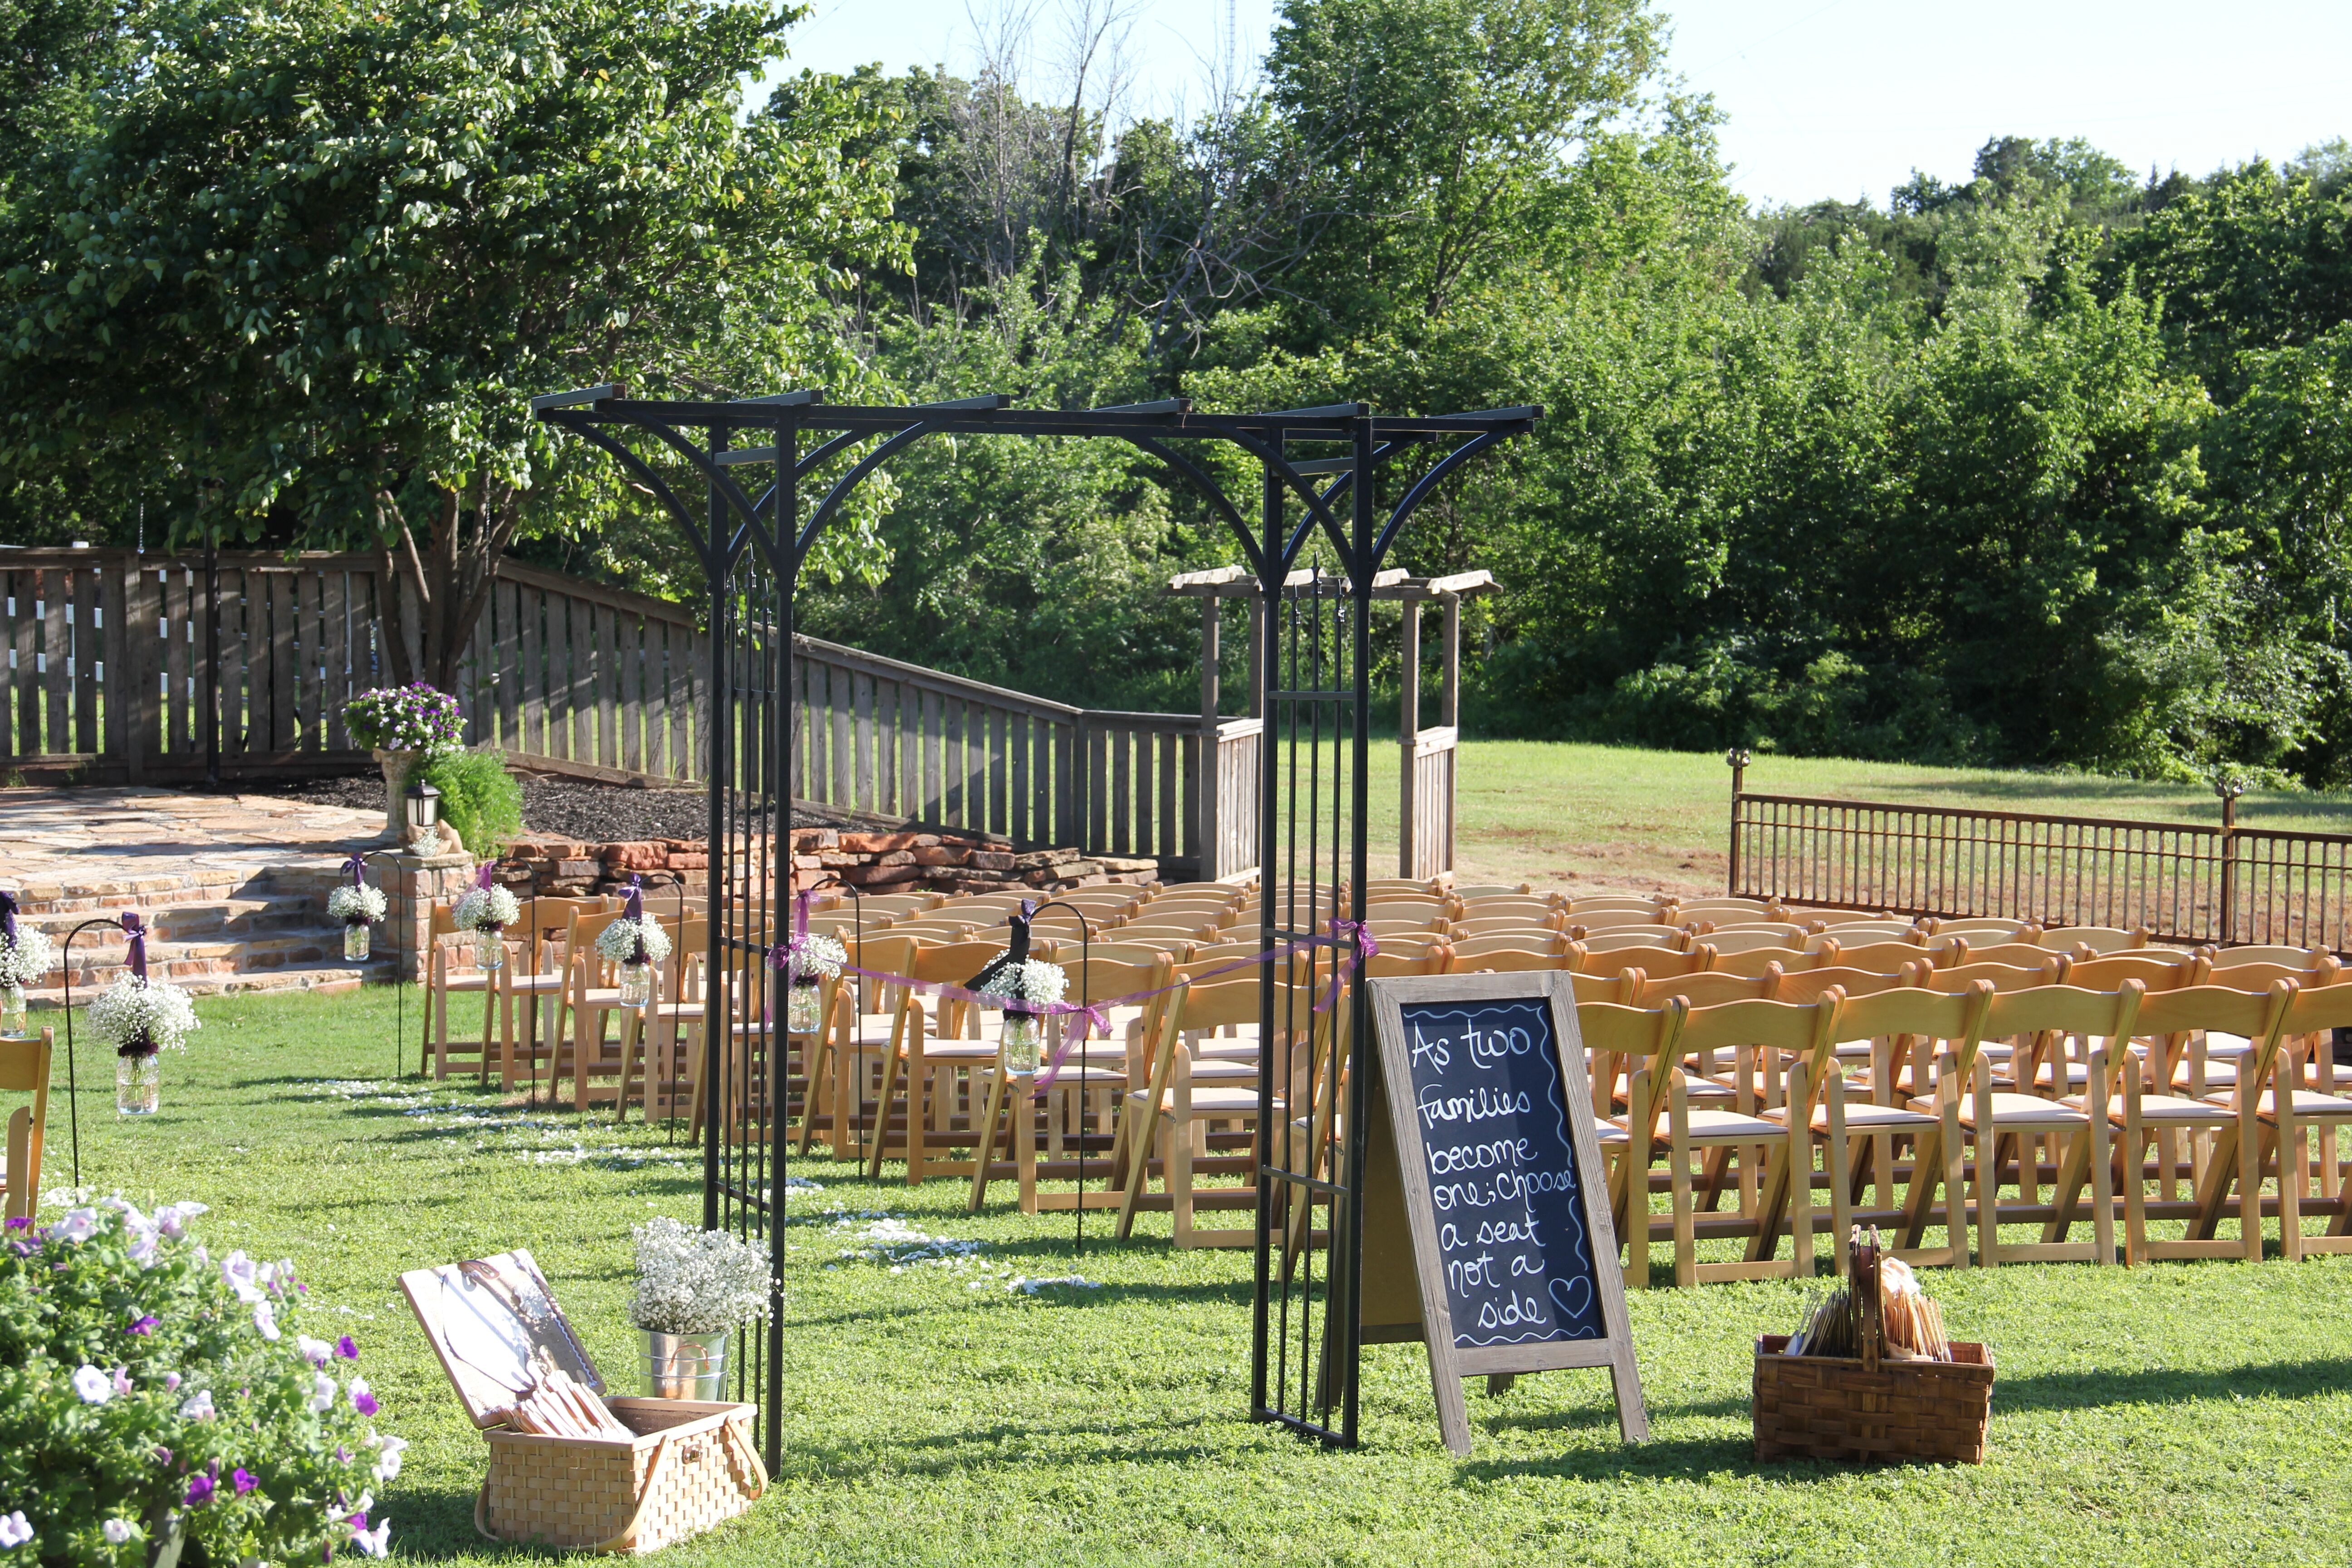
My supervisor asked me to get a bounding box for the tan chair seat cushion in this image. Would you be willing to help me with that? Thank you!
[1908,1091,2089,1130]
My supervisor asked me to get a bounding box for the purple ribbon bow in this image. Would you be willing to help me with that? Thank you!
[121,911,147,982]
[342,854,367,889]
[623,877,647,964]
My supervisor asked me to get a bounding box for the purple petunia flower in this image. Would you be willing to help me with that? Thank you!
[335,1335,360,1361]
[128,1313,159,1336]
[349,1377,378,1417]
[233,1469,258,1495]
[153,1446,172,1466]
[184,1474,215,1508]
[3,1215,28,1230]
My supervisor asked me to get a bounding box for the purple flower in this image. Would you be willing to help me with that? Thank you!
[2,1215,28,1231]
[8,1240,30,1257]
[153,1446,173,1466]
[232,1469,258,1495]
[335,1335,359,1361]
[163,1371,182,1392]
[349,1378,378,1417]
[128,1313,159,1336]
[184,1474,216,1508]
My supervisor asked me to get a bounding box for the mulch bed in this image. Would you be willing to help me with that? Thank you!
[239,770,841,842]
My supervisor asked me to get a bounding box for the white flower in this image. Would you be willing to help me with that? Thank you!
[252,1299,280,1341]
[977,958,1067,1007]
[298,1335,333,1367]
[353,1518,391,1558]
[597,917,674,966]
[327,884,389,925]
[0,1512,32,1549]
[179,1389,216,1421]
[629,1217,773,1334]
[310,1371,337,1412]
[102,1519,135,1545]
[153,1201,207,1240]
[49,1208,98,1244]
[220,1250,263,1303]
[784,932,846,982]
[84,974,200,1054]
[0,924,55,990]
[370,1432,409,1482]
[72,1363,113,1404]
[451,886,520,932]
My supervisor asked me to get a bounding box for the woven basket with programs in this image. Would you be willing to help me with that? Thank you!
[400,1250,767,1553]
[1752,1230,1994,1465]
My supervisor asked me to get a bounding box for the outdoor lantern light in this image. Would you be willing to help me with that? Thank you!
[403,780,442,845]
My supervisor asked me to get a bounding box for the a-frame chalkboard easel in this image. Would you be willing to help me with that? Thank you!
[1362,970,1648,1454]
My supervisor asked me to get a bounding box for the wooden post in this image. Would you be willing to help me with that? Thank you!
[1199,596,1220,882]
[1440,591,1460,728]
[1398,597,1420,877]
[1725,748,1751,895]
[2216,778,2244,948]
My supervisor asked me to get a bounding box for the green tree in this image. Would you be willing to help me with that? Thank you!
[0,0,902,686]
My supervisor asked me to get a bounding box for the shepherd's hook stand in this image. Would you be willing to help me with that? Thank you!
[1025,899,1096,1260]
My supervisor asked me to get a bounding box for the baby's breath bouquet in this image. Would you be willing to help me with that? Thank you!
[976,959,1066,1073]
[85,975,200,1058]
[0,1200,399,1565]
[0,892,53,1035]
[631,1219,772,1333]
[327,858,388,962]
[452,866,521,972]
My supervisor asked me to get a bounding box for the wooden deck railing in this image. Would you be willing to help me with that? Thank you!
[1,547,1260,875]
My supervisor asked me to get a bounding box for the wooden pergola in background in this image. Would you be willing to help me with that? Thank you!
[1168,565,1494,879]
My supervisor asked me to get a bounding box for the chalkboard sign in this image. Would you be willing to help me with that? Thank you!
[1367,970,1647,1454]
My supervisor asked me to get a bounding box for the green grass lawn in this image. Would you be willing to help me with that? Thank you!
[25,985,2352,1567]
[1360,740,2352,897]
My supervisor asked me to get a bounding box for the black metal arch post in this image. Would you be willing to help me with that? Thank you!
[533,384,1535,1462]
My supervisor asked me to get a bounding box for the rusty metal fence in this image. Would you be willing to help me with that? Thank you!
[1727,767,2352,955]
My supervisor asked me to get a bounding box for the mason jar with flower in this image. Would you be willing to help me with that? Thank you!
[326,856,388,963]
[966,913,1066,1075]
[451,866,521,972]
[596,883,673,1009]
[776,931,846,1034]
[0,889,54,1037]
[83,914,199,1114]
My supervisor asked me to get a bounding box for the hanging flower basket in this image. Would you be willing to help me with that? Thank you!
[83,916,199,1116]
[0,892,52,1038]
[452,868,521,973]
[597,884,674,1010]
[328,857,388,965]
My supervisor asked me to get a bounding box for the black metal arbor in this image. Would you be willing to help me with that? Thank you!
[533,387,1535,1461]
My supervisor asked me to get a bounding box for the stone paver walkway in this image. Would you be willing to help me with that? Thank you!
[1,786,385,906]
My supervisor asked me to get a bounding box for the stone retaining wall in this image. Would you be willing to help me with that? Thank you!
[494,829,1160,898]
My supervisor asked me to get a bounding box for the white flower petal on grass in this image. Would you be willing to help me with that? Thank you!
[72,1363,112,1403]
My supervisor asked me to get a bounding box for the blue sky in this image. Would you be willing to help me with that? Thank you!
[763,0,2352,210]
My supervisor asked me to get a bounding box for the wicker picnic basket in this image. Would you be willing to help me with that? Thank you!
[1752,1235,1994,1465]
[400,1251,768,1554]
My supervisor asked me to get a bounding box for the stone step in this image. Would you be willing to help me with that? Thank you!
[14,875,255,916]
[20,895,330,946]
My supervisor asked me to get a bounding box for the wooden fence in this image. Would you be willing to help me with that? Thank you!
[0,547,1263,875]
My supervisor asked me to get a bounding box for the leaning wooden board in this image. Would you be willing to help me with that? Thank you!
[1366,970,1648,1454]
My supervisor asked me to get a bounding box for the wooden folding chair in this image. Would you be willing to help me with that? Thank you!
[617,916,704,1123]
[795,933,921,1160]
[495,896,613,1091]
[1923,983,2143,1267]
[1116,972,1319,1248]
[0,1029,53,1221]
[867,937,1062,1184]
[1620,995,1839,1286]
[426,905,499,1080]
[2037,925,2151,955]
[2191,980,2352,1259]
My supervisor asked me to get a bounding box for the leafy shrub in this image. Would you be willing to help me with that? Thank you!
[412,748,524,858]
[0,1200,399,1565]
